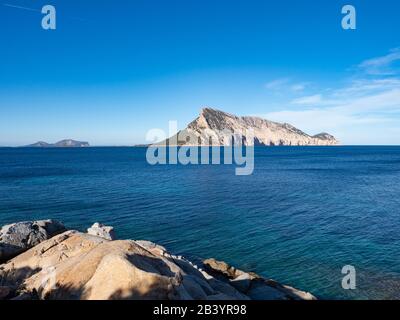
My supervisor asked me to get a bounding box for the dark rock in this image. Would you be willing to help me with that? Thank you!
[0,220,66,263]
[0,286,11,300]
[203,258,316,300]
[203,258,239,279]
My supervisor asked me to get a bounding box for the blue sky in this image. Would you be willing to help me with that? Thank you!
[1,0,400,146]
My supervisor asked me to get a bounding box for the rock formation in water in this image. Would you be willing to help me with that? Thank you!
[25,140,90,148]
[0,220,316,300]
[157,108,338,146]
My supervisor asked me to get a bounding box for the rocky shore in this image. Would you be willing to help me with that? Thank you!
[0,220,316,300]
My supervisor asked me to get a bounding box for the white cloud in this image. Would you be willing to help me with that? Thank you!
[265,78,308,92]
[261,76,400,144]
[291,94,322,105]
[333,78,400,97]
[333,89,400,113]
[267,89,400,129]
[265,78,290,90]
[290,83,307,92]
[259,49,400,144]
[2,3,40,12]
[358,48,400,75]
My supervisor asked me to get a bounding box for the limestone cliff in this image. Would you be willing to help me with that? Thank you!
[157,108,338,146]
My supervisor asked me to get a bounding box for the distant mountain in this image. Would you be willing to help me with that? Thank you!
[27,141,51,148]
[25,139,90,148]
[53,139,90,147]
[156,108,339,146]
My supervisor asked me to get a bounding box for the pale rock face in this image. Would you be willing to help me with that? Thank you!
[157,108,339,146]
[135,240,167,256]
[87,223,116,241]
[0,220,66,263]
[0,231,316,300]
[0,232,245,300]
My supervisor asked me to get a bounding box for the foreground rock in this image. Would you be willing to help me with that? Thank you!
[0,286,11,300]
[0,231,239,300]
[0,227,315,300]
[203,258,316,300]
[87,223,115,240]
[0,220,66,263]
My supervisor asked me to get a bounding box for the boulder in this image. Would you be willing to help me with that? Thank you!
[0,231,249,300]
[230,273,252,293]
[0,286,11,300]
[135,240,166,256]
[203,258,316,300]
[203,258,239,279]
[87,223,115,240]
[0,220,66,263]
[0,223,316,301]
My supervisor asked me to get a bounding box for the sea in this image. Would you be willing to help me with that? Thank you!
[0,146,399,300]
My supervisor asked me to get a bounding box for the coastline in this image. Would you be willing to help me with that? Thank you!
[0,220,316,301]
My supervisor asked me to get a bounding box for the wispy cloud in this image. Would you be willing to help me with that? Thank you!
[265,88,400,138]
[265,78,290,90]
[333,78,400,97]
[260,50,400,144]
[290,83,308,92]
[358,48,400,76]
[265,78,308,92]
[2,3,40,12]
[265,84,400,140]
[291,94,323,105]
[2,2,90,23]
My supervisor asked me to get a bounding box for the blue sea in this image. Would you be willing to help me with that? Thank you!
[1,146,400,300]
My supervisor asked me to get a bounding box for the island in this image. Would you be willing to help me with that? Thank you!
[156,108,339,146]
[24,139,90,148]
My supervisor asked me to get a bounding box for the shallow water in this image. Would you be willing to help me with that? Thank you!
[1,146,400,299]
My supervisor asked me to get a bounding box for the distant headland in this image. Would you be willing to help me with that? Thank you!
[156,107,339,146]
[24,139,90,148]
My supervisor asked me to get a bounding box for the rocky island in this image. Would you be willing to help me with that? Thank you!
[25,139,90,148]
[0,220,316,300]
[157,108,338,146]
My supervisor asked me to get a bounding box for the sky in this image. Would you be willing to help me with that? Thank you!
[1,0,400,146]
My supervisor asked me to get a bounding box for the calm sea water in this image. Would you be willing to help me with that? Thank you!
[0,146,399,299]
